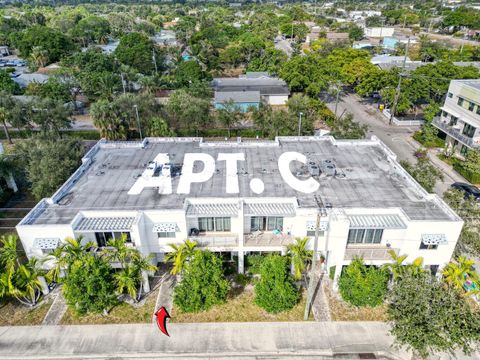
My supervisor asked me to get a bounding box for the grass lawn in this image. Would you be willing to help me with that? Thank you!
[171,286,311,323]
[437,153,461,166]
[0,299,52,326]
[413,131,445,148]
[324,284,388,321]
[60,288,158,325]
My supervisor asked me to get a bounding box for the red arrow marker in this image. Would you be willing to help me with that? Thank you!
[155,307,171,336]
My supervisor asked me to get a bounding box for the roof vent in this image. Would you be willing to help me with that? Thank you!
[308,161,320,176]
[321,159,336,176]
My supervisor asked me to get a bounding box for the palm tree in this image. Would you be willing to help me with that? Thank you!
[0,234,21,273]
[384,250,424,280]
[30,46,48,68]
[0,93,16,144]
[164,239,197,275]
[287,237,313,281]
[442,256,479,295]
[104,234,135,266]
[11,258,43,307]
[114,265,140,301]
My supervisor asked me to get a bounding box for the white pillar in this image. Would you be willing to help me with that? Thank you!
[142,270,150,293]
[333,264,343,291]
[38,276,49,295]
[238,251,244,273]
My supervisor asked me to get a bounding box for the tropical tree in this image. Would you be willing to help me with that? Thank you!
[383,250,425,281]
[164,239,197,275]
[255,254,299,313]
[29,46,48,68]
[286,237,312,280]
[11,257,44,306]
[215,100,244,137]
[388,271,480,358]
[173,250,230,312]
[442,256,479,295]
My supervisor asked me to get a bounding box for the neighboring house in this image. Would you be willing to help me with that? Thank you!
[152,30,177,47]
[325,32,349,43]
[370,55,412,66]
[382,36,417,50]
[17,136,462,288]
[0,46,10,56]
[364,27,395,38]
[12,73,49,88]
[432,80,480,156]
[211,72,290,111]
[214,91,260,112]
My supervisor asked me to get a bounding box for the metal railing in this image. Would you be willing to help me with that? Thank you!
[344,246,399,261]
[189,235,238,247]
[432,117,479,148]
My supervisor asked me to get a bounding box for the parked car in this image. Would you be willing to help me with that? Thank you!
[451,182,480,200]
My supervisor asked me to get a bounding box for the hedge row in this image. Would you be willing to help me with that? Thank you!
[453,163,480,184]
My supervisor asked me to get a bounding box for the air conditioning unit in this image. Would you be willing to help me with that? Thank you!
[320,159,336,176]
[308,161,320,176]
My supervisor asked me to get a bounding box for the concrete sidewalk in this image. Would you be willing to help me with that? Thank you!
[0,322,409,359]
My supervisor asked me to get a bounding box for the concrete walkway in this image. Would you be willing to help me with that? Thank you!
[41,289,67,326]
[0,322,410,359]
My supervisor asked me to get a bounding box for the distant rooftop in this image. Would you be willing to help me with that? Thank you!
[212,75,290,96]
[214,91,260,103]
[23,137,459,226]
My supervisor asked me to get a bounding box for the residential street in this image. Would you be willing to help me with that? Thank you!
[325,92,467,196]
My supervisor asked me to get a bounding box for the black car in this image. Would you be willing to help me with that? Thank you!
[451,182,480,200]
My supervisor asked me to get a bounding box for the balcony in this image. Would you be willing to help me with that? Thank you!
[344,246,399,261]
[189,233,238,248]
[244,231,294,247]
[432,117,479,148]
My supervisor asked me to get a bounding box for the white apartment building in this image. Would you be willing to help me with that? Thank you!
[16,136,463,285]
[432,80,480,156]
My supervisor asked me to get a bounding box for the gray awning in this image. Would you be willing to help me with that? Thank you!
[244,203,296,216]
[348,214,406,229]
[152,222,179,233]
[33,238,60,250]
[421,234,447,245]
[74,217,135,231]
[186,203,239,217]
[306,220,329,231]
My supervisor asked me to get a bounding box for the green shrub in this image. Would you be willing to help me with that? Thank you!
[246,255,266,274]
[174,250,230,313]
[338,257,388,307]
[254,255,299,313]
[63,254,118,315]
[234,273,251,286]
[329,265,336,280]
[454,163,480,184]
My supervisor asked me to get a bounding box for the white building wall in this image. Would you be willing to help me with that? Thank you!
[265,95,289,105]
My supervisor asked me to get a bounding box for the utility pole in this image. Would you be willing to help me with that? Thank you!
[298,112,303,136]
[133,105,143,141]
[390,37,410,125]
[304,195,327,321]
[152,48,158,74]
[121,73,126,95]
[334,86,341,117]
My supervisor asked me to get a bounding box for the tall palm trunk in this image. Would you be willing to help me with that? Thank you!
[2,119,12,144]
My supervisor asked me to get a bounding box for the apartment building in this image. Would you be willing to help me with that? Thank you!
[433,79,480,156]
[16,136,462,285]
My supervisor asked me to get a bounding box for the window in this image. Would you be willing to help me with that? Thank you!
[449,116,458,126]
[250,216,283,231]
[477,107,480,116]
[462,123,476,138]
[442,110,448,117]
[158,232,175,238]
[198,217,231,232]
[307,230,325,237]
[447,92,453,98]
[347,229,383,244]
[460,145,469,156]
[41,248,53,255]
[468,102,475,112]
[457,97,464,106]
[419,242,438,250]
[95,232,131,247]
